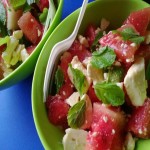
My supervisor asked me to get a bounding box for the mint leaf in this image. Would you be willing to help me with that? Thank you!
[54,67,64,93]
[69,64,87,96]
[0,22,8,37]
[91,31,103,52]
[120,27,138,40]
[91,46,116,69]
[113,27,144,44]
[94,82,125,106]
[146,60,150,80]
[130,36,145,45]
[23,2,32,12]
[67,100,86,128]
[107,66,124,83]
[0,36,9,46]
[9,0,26,10]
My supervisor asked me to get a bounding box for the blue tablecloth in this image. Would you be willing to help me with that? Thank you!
[0,0,93,149]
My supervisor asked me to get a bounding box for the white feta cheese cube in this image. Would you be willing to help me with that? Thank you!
[124,57,147,106]
[87,63,104,85]
[63,128,88,150]
[65,92,80,106]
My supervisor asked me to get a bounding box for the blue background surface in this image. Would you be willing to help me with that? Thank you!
[0,0,93,149]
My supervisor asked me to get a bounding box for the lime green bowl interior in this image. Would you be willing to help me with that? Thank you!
[0,0,64,90]
[32,0,150,149]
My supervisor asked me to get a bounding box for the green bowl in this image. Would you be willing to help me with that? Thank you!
[0,0,64,90]
[32,0,150,149]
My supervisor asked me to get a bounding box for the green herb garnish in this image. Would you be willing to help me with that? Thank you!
[91,46,116,69]
[54,67,64,93]
[146,60,150,80]
[112,27,145,44]
[67,100,86,128]
[107,66,124,83]
[90,31,103,52]
[69,64,87,96]
[94,82,125,106]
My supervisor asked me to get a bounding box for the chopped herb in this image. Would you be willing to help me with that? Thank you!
[90,31,103,52]
[129,36,145,45]
[107,66,124,83]
[94,82,125,106]
[120,27,138,40]
[146,60,150,80]
[69,64,87,96]
[0,23,8,37]
[67,100,86,128]
[23,2,32,12]
[91,46,116,69]
[112,27,144,45]
[54,67,64,93]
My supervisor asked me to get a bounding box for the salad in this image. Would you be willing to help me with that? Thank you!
[45,7,150,150]
[0,0,52,80]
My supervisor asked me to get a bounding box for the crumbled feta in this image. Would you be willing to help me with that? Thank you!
[37,29,41,37]
[63,128,88,150]
[65,92,80,106]
[126,56,134,63]
[112,129,116,135]
[100,18,110,31]
[144,31,150,44]
[130,43,136,47]
[104,72,108,80]
[124,132,135,150]
[103,116,108,123]
[138,129,143,134]
[20,48,29,62]
[31,18,34,22]
[116,82,123,90]
[113,61,121,66]
[95,27,101,34]
[82,57,91,67]
[78,35,89,47]
[87,63,104,85]
[92,132,99,137]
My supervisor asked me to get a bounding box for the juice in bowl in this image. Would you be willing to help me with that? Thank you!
[32,0,150,149]
[0,0,63,90]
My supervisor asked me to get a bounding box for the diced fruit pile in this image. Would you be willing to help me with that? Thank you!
[0,0,49,79]
[45,7,150,150]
